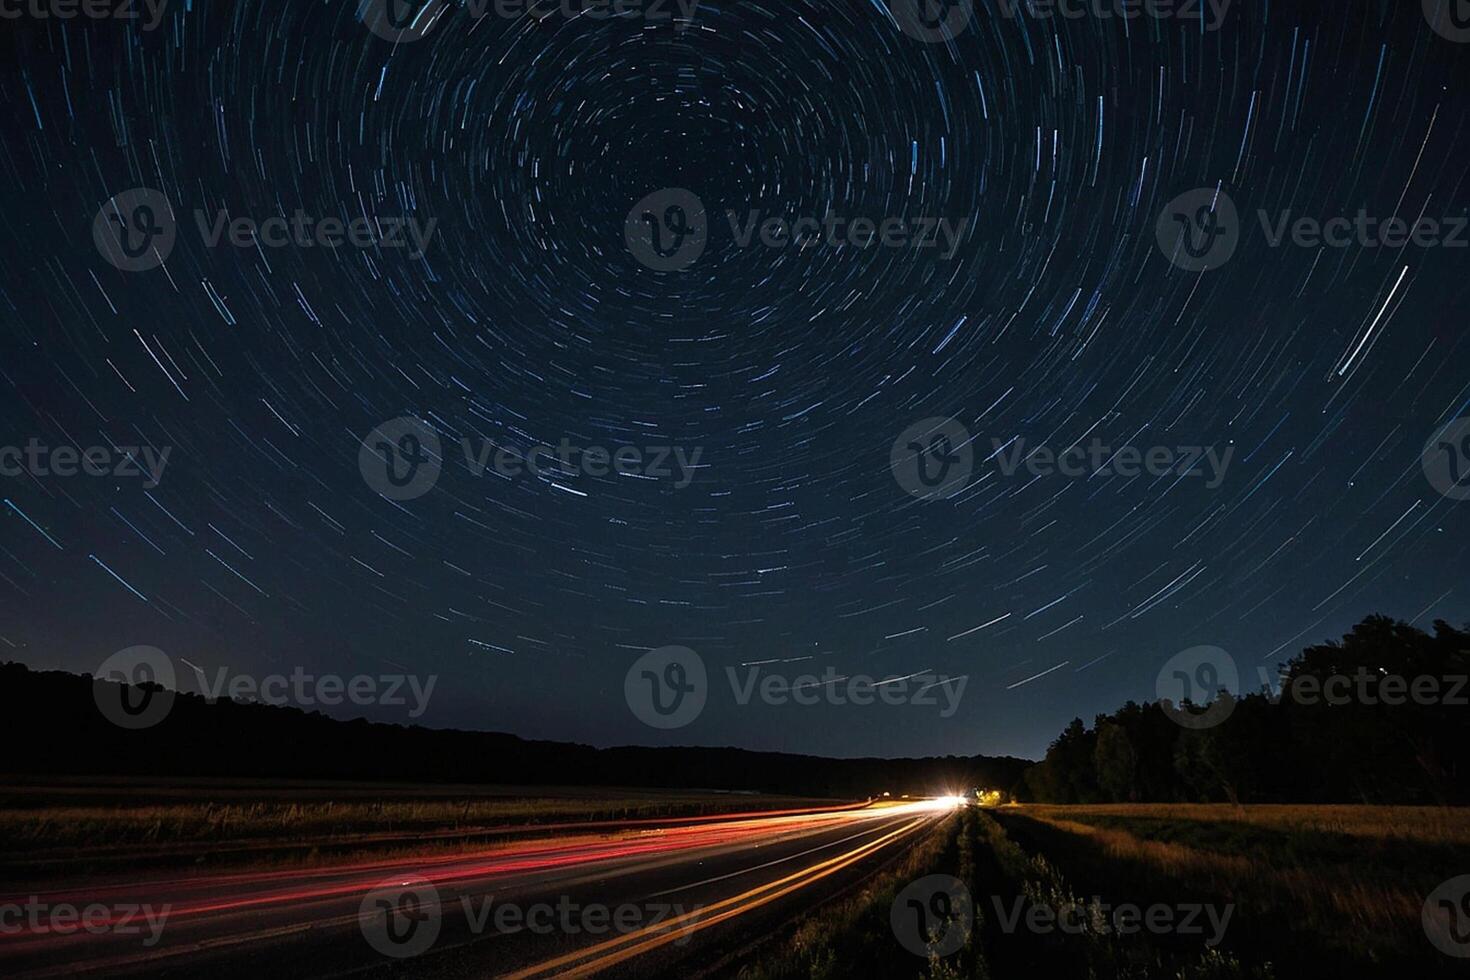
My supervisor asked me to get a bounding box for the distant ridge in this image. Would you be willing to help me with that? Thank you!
[0,662,1032,799]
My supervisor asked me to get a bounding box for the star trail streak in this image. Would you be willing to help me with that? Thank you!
[0,0,1466,759]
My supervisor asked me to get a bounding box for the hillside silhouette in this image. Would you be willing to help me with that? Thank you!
[0,661,1029,799]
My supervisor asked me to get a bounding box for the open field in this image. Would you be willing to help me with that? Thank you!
[736,803,1470,980]
[1016,802,1470,845]
[990,803,1470,978]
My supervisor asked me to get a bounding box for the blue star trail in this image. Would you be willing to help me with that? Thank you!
[0,0,1466,759]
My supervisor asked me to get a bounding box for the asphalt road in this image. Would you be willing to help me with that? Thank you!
[0,798,956,978]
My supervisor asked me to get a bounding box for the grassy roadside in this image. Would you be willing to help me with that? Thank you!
[976,808,1270,980]
[992,804,1468,978]
[738,807,1282,980]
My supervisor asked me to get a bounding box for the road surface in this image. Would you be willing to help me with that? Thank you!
[0,797,958,978]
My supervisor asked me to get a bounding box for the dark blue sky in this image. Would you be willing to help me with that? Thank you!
[1,0,1467,761]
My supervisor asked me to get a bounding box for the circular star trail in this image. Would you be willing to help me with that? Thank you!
[0,0,1467,758]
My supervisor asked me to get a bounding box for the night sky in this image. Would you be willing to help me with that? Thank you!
[1,0,1467,762]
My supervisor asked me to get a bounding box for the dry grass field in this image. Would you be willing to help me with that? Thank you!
[990,803,1470,977]
[736,803,1468,979]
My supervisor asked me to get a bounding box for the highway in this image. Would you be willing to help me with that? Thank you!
[0,797,959,978]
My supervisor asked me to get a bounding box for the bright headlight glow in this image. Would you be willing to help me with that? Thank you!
[917,795,969,810]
